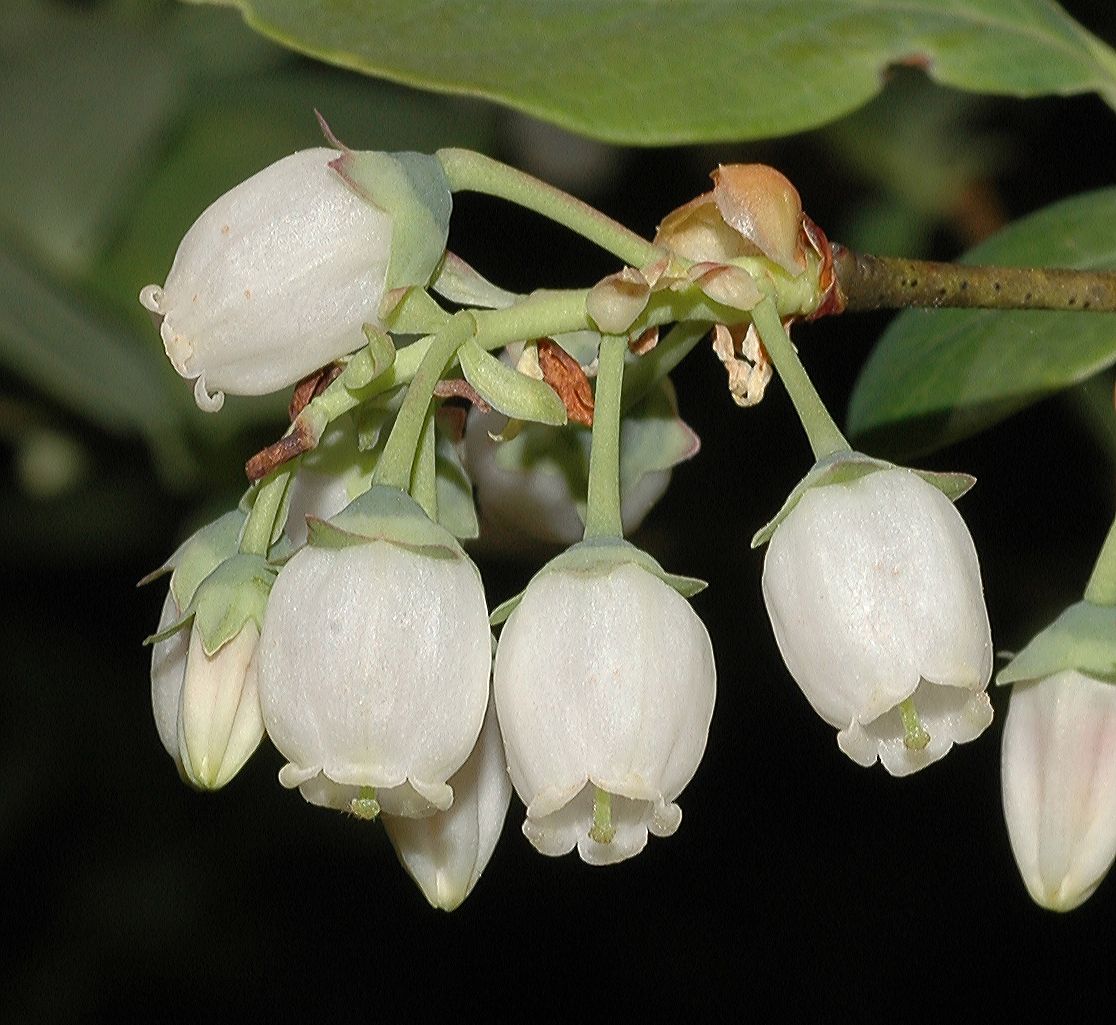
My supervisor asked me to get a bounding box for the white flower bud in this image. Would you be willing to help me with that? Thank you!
[150,591,265,789]
[762,467,993,775]
[1002,669,1116,911]
[383,694,511,910]
[257,539,491,818]
[151,592,189,778]
[493,560,715,865]
[139,148,392,411]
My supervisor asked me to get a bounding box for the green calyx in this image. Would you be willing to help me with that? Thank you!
[145,552,275,656]
[380,286,452,336]
[997,601,1116,686]
[489,537,706,626]
[334,150,452,292]
[750,450,975,549]
[430,251,520,310]
[307,484,466,561]
[138,509,246,612]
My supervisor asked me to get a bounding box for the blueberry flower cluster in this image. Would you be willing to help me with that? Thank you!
[141,146,720,908]
[141,143,1080,914]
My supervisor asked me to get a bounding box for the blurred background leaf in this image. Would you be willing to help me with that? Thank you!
[847,187,1116,457]
[0,0,499,557]
[817,68,1011,257]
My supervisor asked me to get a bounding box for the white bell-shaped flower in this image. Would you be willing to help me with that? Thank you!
[257,537,491,818]
[139,148,392,411]
[762,467,993,775]
[382,693,511,910]
[1002,669,1116,911]
[150,591,265,790]
[493,560,715,865]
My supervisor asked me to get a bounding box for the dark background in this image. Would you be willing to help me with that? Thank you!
[4,1,1116,1019]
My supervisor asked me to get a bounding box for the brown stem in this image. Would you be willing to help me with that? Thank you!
[832,244,1116,313]
[245,421,316,483]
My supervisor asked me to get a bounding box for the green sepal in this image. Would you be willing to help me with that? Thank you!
[138,510,246,612]
[750,451,975,548]
[189,553,275,656]
[334,150,452,292]
[340,328,397,390]
[266,471,296,551]
[997,601,1116,686]
[381,286,452,335]
[355,400,398,454]
[267,535,297,567]
[490,537,705,627]
[145,552,275,654]
[431,251,519,310]
[409,408,439,522]
[143,612,192,647]
[307,484,465,560]
[458,336,567,426]
[435,419,479,540]
[488,592,525,628]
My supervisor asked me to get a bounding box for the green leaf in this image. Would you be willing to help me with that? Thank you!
[847,188,1116,456]
[194,0,1116,144]
[0,245,194,475]
[0,2,183,276]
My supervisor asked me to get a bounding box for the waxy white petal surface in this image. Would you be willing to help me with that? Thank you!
[383,695,511,909]
[140,148,392,410]
[258,541,491,817]
[494,561,715,864]
[1003,669,1116,911]
[763,468,992,775]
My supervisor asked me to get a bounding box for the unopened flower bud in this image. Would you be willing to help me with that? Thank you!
[1002,669,1116,911]
[654,164,807,274]
[383,694,511,910]
[150,591,265,790]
